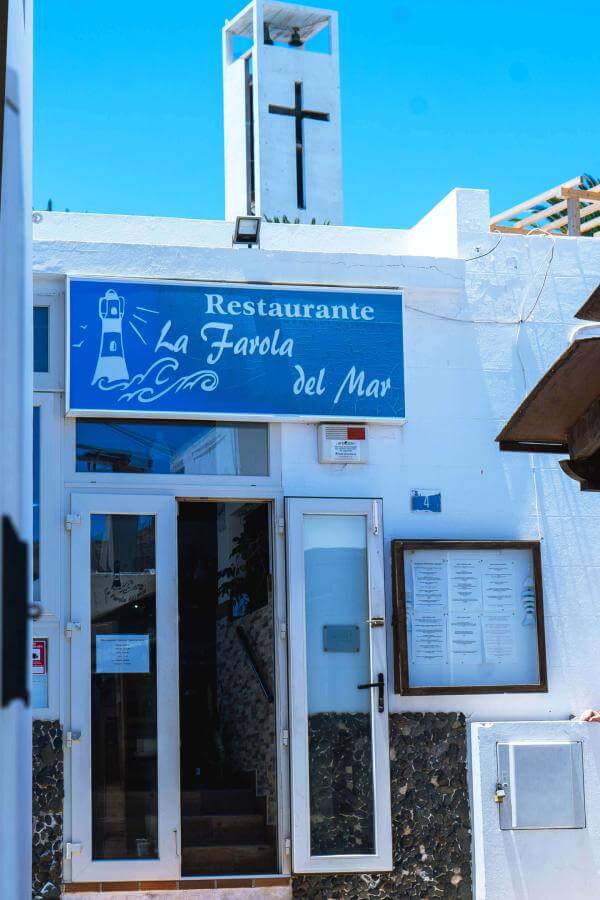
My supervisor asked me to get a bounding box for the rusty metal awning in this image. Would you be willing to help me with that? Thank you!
[496,336,600,453]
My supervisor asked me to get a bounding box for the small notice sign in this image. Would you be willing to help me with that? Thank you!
[331,439,362,461]
[96,634,150,674]
[32,639,47,674]
[32,638,49,708]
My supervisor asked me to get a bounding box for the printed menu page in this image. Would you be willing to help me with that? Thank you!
[412,561,447,615]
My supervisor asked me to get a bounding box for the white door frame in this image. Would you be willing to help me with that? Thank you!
[69,492,180,882]
[285,497,393,874]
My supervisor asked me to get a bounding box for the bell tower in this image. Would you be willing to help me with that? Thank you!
[222,0,343,225]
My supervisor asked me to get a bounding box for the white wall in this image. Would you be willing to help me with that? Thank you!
[32,198,600,731]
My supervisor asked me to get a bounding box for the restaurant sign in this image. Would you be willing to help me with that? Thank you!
[67,278,405,421]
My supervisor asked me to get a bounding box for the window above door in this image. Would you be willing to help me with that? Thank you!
[68,419,281,488]
[75,419,269,476]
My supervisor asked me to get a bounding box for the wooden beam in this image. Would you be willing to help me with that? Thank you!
[567,197,581,236]
[568,394,600,460]
[581,215,600,235]
[540,200,600,234]
[561,187,600,202]
[490,224,531,234]
[490,176,582,225]
[499,440,568,454]
[560,454,600,491]
[517,199,568,228]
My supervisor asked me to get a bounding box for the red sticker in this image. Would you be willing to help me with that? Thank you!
[347,427,366,440]
[32,639,47,674]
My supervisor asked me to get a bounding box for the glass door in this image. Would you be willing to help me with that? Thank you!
[69,494,179,882]
[286,498,392,873]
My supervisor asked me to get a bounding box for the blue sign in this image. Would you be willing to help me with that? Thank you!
[410,490,442,513]
[67,278,404,420]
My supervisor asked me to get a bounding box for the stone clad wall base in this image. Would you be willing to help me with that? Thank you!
[32,720,64,899]
[292,712,471,899]
[31,714,470,898]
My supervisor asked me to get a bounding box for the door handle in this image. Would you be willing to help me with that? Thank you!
[357,672,385,713]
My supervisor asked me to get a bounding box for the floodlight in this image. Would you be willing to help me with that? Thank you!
[233,215,261,247]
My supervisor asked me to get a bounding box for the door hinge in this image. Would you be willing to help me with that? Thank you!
[371,500,380,535]
[65,730,81,749]
[174,827,181,856]
[277,517,285,536]
[65,621,81,638]
[279,620,287,640]
[65,841,83,860]
[65,513,81,531]
[281,729,289,748]
[284,837,291,856]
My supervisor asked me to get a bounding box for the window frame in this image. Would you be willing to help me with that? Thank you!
[33,392,62,621]
[65,417,282,491]
[33,305,50,373]
[33,278,65,392]
[73,417,271,479]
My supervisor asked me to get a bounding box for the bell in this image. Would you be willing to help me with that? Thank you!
[288,27,303,47]
[263,23,273,45]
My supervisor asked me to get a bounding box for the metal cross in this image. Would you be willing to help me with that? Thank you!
[268,81,330,210]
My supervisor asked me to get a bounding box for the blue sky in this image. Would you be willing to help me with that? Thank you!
[34,0,600,229]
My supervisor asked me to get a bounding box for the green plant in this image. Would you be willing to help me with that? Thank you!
[263,214,331,225]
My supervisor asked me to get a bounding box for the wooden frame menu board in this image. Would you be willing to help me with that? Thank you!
[392,540,547,695]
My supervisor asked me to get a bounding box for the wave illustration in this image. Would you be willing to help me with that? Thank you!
[97,357,218,404]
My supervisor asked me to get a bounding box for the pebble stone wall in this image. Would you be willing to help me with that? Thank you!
[31,714,470,898]
[32,720,63,899]
[293,712,471,899]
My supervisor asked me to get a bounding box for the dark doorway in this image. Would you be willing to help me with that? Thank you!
[177,501,277,876]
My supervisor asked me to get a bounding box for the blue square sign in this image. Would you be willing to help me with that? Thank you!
[410,489,442,513]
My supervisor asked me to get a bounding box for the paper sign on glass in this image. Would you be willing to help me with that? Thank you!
[412,561,447,615]
[449,614,483,664]
[482,613,516,663]
[96,634,150,674]
[483,560,515,610]
[449,559,482,611]
[412,615,447,664]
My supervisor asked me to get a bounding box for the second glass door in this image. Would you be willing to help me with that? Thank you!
[286,497,392,874]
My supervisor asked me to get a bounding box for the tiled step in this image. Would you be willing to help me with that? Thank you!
[64,887,291,900]
[183,812,273,843]
[182,788,260,815]
[182,842,277,876]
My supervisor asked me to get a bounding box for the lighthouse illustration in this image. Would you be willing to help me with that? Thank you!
[92,288,129,384]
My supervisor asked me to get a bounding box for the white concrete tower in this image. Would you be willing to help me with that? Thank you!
[222,0,343,224]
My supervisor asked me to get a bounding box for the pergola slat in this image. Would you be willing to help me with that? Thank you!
[490,176,600,237]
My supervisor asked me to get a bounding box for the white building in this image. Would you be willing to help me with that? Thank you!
[31,1,600,898]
